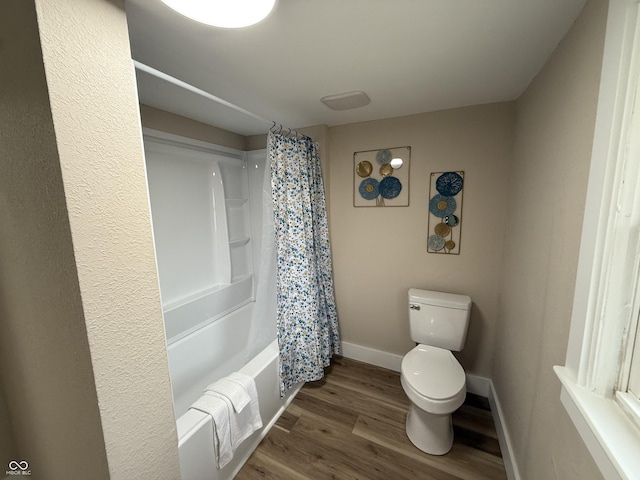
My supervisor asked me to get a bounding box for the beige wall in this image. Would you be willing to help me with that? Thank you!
[0,376,16,469]
[492,0,608,478]
[328,103,515,376]
[0,1,181,478]
[140,104,247,150]
[0,1,109,477]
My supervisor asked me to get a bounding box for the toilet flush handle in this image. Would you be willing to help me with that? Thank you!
[409,304,421,310]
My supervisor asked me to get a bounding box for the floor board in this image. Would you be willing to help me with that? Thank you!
[236,357,507,480]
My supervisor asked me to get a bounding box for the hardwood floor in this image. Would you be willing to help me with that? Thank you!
[236,357,507,480]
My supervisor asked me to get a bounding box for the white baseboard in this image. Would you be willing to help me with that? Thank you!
[466,373,491,397]
[340,341,521,480]
[488,380,521,480]
[341,341,403,372]
[341,341,489,396]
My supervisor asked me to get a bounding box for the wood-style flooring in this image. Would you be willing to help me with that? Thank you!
[236,356,507,480]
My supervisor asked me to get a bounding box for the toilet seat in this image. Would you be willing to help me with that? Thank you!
[401,345,466,414]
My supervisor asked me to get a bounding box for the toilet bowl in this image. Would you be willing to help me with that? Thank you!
[402,289,471,455]
[401,345,466,455]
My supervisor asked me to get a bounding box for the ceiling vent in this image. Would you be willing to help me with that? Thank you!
[320,91,370,111]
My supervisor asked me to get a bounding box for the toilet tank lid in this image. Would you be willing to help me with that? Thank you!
[408,289,471,310]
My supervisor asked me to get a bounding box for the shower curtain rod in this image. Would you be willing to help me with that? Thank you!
[133,60,309,139]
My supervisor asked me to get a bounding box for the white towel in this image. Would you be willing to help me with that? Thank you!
[190,393,233,468]
[204,378,250,412]
[207,372,263,449]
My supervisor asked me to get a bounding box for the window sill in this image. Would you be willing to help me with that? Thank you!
[554,366,640,480]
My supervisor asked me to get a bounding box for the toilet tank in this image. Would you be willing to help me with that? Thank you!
[408,289,472,351]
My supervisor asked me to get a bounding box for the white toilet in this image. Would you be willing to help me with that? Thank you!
[401,288,472,455]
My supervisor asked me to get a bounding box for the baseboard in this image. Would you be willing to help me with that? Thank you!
[488,380,521,480]
[340,341,403,372]
[340,341,521,480]
[465,373,491,397]
[340,342,489,396]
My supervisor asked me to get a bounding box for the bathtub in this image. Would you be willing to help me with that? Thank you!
[144,136,289,478]
[166,300,300,480]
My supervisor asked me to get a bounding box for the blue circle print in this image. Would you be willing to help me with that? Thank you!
[379,176,402,199]
[376,149,392,165]
[429,194,457,217]
[428,235,446,251]
[444,214,459,227]
[435,172,464,196]
[359,178,379,200]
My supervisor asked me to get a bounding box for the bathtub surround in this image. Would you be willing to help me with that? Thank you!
[269,132,341,395]
[144,132,306,479]
[0,0,180,479]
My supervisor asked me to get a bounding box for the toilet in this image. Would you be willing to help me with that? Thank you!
[401,288,472,455]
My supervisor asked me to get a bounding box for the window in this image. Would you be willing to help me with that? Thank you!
[555,1,640,479]
[629,333,640,399]
[611,63,640,429]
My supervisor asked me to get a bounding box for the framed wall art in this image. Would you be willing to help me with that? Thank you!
[427,171,464,254]
[353,146,410,207]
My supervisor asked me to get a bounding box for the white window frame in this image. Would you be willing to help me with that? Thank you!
[554,1,640,479]
[628,330,640,398]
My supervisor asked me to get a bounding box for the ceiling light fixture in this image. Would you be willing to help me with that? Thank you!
[320,91,371,111]
[161,0,277,29]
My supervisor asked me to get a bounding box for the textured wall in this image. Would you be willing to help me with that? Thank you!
[328,103,515,376]
[492,0,608,478]
[0,0,180,478]
[0,0,109,477]
[33,0,181,478]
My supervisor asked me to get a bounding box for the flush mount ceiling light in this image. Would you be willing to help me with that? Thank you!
[161,0,277,28]
[320,91,371,111]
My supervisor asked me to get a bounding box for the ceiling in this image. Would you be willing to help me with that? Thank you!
[125,0,587,136]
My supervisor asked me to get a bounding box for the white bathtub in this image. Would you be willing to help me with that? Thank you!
[166,301,300,480]
[145,138,288,478]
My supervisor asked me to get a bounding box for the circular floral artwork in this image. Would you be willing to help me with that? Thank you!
[428,235,446,251]
[434,223,451,237]
[429,194,457,217]
[359,178,379,200]
[444,214,459,227]
[436,172,464,196]
[376,149,392,165]
[379,176,402,199]
[356,160,373,177]
[379,164,393,177]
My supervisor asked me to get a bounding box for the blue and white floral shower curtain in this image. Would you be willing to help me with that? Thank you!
[268,132,341,395]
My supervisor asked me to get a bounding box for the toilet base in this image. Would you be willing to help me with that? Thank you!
[405,404,454,455]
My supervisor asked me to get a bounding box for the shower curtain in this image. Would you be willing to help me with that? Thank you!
[268,132,341,395]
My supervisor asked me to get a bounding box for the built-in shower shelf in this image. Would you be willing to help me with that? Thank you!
[162,274,254,343]
[229,236,251,247]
